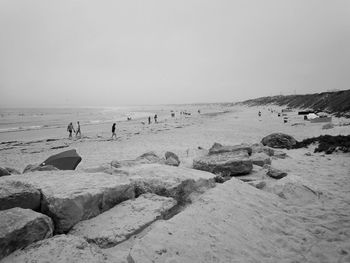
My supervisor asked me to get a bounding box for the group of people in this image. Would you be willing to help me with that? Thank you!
[67,121,81,138]
[148,114,158,124]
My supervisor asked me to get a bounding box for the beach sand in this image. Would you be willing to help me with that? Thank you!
[1,105,350,262]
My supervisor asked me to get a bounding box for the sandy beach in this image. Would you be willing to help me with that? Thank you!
[1,104,350,262]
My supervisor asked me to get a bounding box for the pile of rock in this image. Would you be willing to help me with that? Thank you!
[0,150,216,261]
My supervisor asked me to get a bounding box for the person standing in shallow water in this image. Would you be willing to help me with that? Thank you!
[148,116,151,124]
[154,114,158,123]
[111,123,116,139]
[75,121,81,138]
[67,122,75,138]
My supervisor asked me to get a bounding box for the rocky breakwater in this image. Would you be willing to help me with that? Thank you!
[0,151,218,261]
[0,171,135,234]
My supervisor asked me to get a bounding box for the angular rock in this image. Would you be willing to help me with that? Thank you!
[1,235,110,263]
[164,156,180,166]
[267,167,287,179]
[209,142,252,156]
[193,151,253,176]
[262,176,321,204]
[0,207,53,260]
[164,151,180,166]
[251,144,275,156]
[250,152,271,167]
[261,133,297,149]
[0,167,11,177]
[273,150,287,159]
[165,151,180,162]
[70,194,177,248]
[136,151,163,163]
[121,164,216,203]
[0,180,41,211]
[0,172,135,233]
[111,151,165,168]
[23,164,58,174]
[4,167,21,175]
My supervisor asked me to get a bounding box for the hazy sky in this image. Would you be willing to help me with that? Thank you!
[0,0,349,107]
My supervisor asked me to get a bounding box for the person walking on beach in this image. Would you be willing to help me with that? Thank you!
[154,114,158,123]
[67,122,75,138]
[111,123,117,139]
[148,116,151,124]
[75,121,81,138]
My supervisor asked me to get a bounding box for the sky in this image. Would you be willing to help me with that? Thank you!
[0,0,349,107]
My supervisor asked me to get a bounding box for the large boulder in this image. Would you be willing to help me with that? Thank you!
[0,208,53,260]
[70,194,177,248]
[1,235,110,263]
[121,164,216,203]
[0,167,10,177]
[250,152,271,167]
[193,151,253,176]
[0,180,41,211]
[0,172,135,233]
[209,143,252,156]
[261,133,297,149]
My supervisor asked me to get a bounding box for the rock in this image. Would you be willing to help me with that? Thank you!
[250,152,271,167]
[261,133,297,149]
[322,123,334,130]
[121,164,216,203]
[262,176,321,204]
[248,181,266,189]
[0,167,10,177]
[273,150,287,159]
[136,151,163,163]
[267,167,288,179]
[0,172,135,233]
[0,180,41,211]
[251,144,275,156]
[4,167,21,175]
[165,151,180,162]
[164,156,180,166]
[111,151,165,168]
[70,194,177,248]
[209,142,252,156]
[304,152,312,156]
[193,151,253,176]
[127,178,309,263]
[0,207,53,260]
[1,235,110,263]
[23,164,58,173]
[164,151,180,166]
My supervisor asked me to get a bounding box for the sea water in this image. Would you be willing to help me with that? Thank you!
[0,106,155,142]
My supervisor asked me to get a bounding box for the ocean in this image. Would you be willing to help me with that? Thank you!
[0,106,156,142]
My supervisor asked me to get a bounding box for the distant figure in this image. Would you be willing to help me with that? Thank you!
[171,113,175,117]
[67,122,75,138]
[154,114,158,123]
[75,121,81,138]
[148,116,151,124]
[258,111,261,117]
[198,109,201,114]
[111,123,116,139]
[127,117,132,121]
